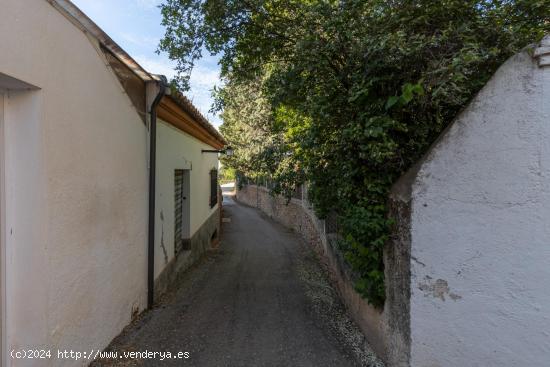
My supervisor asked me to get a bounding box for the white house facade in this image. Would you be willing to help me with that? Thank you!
[0,1,225,366]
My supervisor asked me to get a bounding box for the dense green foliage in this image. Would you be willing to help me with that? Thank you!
[159,0,549,306]
[219,166,236,183]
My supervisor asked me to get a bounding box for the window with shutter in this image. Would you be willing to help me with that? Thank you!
[174,170,184,253]
[210,169,218,208]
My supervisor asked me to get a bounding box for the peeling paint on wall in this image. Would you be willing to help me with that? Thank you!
[418,277,461,302]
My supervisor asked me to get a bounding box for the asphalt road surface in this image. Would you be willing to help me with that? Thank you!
[93,195,382,367]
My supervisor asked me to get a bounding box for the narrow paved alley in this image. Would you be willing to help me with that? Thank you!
[94,195,382,367]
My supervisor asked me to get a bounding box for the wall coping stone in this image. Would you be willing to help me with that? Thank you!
[534,34,550,67]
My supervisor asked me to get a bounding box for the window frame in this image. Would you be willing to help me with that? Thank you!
[209,169,218,208]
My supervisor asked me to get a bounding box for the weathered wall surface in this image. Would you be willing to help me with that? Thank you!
[0,2,225,364]
[155,119,219,279]
[154,208,220,299]
[384,193,413,367]
[235,185,388,362]
[0,1,149,365]
[400,42,550,366]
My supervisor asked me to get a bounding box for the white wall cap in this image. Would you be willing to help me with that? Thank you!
[534,34,550,67]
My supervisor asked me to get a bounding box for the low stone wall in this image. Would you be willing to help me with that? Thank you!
[154,207,221,300]
[236,185,389,363]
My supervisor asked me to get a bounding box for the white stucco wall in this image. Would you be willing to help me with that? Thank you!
[0,1,149,365]
[408,48,550,366]
[154,120,219,277]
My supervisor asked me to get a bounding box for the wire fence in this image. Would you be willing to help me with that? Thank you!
[237,173,340,236]
[324,211,339,234]
[291,185,303,200]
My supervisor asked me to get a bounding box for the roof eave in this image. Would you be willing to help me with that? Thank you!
[46,0,226,147]
[168,91,227,146]
[46,0,156,82]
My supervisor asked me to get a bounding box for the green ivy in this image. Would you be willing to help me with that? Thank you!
[159,0,549,307]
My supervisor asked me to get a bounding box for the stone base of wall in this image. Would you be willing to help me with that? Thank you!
[154,207,221,300]
[236,185,389,363]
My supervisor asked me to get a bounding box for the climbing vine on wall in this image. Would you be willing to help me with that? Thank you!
[159,0,549,307]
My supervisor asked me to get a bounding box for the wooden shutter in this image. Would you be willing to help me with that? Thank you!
[174,170,184,254]
[210,169,218,208]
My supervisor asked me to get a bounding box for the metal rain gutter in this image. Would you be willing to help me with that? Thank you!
[147,77,168,309]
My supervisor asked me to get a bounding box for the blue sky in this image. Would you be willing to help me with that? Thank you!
[71,0,223,127]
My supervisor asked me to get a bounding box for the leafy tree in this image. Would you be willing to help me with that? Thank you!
[216,76,275,179]
[219,166,236,182]
[160,0,549,306]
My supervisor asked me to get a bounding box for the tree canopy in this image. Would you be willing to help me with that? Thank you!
[159,0,549,306]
